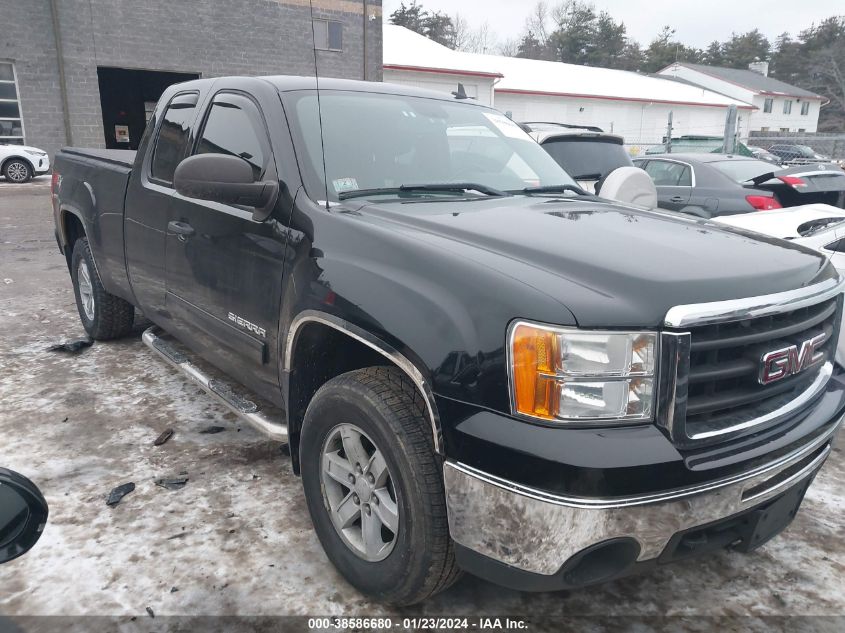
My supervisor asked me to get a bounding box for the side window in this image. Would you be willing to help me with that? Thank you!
[644,161,689,186]
[196,94,269,181]
[150,93,198,184]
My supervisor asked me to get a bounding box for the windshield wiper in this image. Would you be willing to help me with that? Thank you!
[514,184,590,196]
[338,183,507,201]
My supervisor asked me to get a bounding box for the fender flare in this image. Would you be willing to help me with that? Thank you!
[284,310,444,454]
[1,155,35,176]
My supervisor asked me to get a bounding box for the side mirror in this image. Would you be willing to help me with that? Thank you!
[0,468,48,564]
[173,154,279,219]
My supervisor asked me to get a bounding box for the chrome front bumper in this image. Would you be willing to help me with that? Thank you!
[444,421,839,576]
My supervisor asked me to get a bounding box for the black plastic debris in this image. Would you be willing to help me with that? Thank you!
[155,476,189,491]
[146,607,155,618]
[46,338,93,354]
[153,428,174,446]
[166,532,190,540]
[106,482,135,507]
[199,425,225,434]
[170,587,179,593]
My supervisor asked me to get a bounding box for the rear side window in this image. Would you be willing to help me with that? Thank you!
[541,138,633,180]
[644,161,691,186]
[150,92,199,184]
[196,94,269,181]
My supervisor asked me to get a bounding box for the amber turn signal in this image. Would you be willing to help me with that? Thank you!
[511,323,558,419]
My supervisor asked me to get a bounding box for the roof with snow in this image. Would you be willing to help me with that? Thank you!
[662,63,822,99]
[383,25,753,110]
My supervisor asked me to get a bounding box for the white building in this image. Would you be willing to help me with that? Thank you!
[658,62,825,134]
[383,25,753,154]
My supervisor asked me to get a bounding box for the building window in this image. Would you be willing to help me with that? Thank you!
[783,100,792,114]
[800,102,810,116]
[780,127,790,132]
[761,127,769,132]
[763,98,773,113]
[313,19,343,51]
[0,62,24,145]
[798,128,806,133]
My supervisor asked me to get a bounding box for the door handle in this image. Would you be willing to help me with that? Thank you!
[670,196,686,203]
[168,221,195,239]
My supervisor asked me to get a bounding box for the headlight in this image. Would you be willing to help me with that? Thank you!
[508,321,657,424]
[23,149,46,157]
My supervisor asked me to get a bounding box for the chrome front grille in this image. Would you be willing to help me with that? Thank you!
[657,279,844,447]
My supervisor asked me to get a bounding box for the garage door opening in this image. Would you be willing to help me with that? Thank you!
[97,67,200,150]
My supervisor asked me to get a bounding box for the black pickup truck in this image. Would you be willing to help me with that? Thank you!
[51,76,844,604]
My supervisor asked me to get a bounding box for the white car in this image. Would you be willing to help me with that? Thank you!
[1,143,51,183]
[716,204,845,365]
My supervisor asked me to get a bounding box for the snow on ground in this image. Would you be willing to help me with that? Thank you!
[0,185,843,629]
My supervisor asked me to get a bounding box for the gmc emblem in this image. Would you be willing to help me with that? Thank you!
[759,333,827,385]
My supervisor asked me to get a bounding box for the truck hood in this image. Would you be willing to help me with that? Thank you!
[350,196,833,327]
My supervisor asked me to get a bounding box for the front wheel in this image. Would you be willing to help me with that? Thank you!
[300,367,460,605]
[3,159,32,183]
[71,237,135,340]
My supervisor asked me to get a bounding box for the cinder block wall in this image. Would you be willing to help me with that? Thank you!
[0,0,383,158]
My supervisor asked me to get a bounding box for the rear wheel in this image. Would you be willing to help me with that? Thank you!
[71,237,135,340]
[3,159,31,183]
[300,367,460,605]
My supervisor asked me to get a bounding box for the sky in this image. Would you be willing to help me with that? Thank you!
[381,0,843,50]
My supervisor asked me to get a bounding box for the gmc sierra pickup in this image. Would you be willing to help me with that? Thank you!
[52,76,844,605]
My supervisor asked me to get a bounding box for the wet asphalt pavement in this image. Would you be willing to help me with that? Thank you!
[0,180,843,631]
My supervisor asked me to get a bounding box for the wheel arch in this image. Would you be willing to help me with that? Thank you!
[59,209,86,269]
[1,155,34,177]
[284,310,443,473]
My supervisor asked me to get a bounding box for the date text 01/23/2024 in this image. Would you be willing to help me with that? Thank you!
[307,617,529,630]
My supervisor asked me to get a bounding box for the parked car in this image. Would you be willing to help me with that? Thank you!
[633,153,845,217]
[0,468,48,565]
[715,204,845,366]
[0,143,50,183]
[748,146,783,166]
[768,144,832,165]
[519,122,634,193]
[51,76,844,604]
[644,135,755,157]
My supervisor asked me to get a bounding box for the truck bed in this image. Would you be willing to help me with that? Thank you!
[59,147,137,168]
[53,146,136,299]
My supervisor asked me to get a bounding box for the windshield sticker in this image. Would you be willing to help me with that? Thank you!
[332,177,359,193]
[483,112,526,139]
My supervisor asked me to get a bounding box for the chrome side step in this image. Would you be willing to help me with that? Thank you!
[141,326,288,443]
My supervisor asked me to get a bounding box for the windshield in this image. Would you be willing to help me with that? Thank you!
[286,90,576,201]
[710,159,778,183]
[540,138,633,180]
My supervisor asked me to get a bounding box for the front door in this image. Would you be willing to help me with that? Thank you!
[164,91,287,400]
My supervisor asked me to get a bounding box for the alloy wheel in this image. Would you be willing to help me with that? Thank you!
[320,423,400,561]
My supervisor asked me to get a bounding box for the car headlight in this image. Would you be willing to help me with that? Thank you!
[508,321,657,423]
[23,149,47,157]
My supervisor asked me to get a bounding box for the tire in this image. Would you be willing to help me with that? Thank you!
[71,237,135,340]
[300,366,461,605]
[3,159,32,183]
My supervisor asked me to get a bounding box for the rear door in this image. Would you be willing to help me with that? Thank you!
[125,90,201,318]
[164,88,289,399]
[641,159,692,210]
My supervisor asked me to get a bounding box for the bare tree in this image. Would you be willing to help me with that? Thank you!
[498,38,520,57]
[451,13,471,50]
[525,1,551,46]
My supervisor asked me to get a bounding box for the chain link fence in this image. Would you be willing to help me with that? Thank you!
[747,131,845,164]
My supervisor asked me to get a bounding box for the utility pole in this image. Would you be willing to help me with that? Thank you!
[723,105,738,154]
[665,112,673,153]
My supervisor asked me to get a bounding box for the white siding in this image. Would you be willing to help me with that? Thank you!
[746,95,820,133]
[493,92,737,155]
